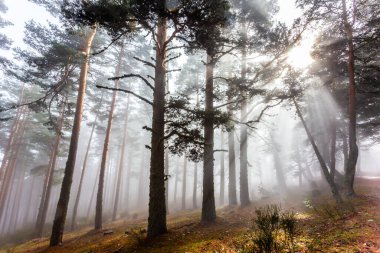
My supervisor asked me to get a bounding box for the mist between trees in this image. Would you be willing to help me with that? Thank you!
[0,0,379,248]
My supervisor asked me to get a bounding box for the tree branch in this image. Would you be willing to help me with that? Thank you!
[109,74,154,91]
[96,85,153,106]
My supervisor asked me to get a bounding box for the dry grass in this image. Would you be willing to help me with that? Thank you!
[2,178,380,253]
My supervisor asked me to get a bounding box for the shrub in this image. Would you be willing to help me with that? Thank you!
[251,205,298,253]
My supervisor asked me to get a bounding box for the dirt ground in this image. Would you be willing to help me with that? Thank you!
[1,177,380,253]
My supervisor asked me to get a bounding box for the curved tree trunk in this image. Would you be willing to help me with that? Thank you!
[50,25,97,246]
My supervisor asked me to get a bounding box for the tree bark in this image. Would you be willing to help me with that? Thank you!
[342,0,358,197]
[182,156,187,210]
[228,100,238,206]
[164,149,169,214]
[36,97,66,237]
[202,53,216,222]
[329,116,337,181]
[293,98,343,204]
[0,105,28,224]
[112,93,130,221]
[50,25,97,246]
[71,93,103,231]
[239,20,250,207]
[193,162,198,209]
[147,13,168,238]
[86,164,100,219]
[95,69,119,230]
[219,131,225,205]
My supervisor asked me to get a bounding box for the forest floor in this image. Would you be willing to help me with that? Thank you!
[1,177,380,253]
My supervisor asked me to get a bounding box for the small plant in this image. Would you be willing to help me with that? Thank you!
[281,212,297,251]
[251,205,298,253]
[125,228,146,244]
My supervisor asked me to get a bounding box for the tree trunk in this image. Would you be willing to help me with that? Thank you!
[202,53,216,222]
[95,71,119,230]
[71,93,103,230]
[219,131,225,206]
[342,0,358,197]
[293,98,343,204]
[193,162,198,209]
[87,164,100,219]
[50,25,97,246]
[228,100,238,206]
[271,134,287,192]
[329,117,337,181]
[174,157,179,203]
[113,93,130,221]
[147,13,167,238]
[36,97,66,237]
[0,105,28,224]
[182,156,187,210]
[164,149,169,214]
[239,20,250,207]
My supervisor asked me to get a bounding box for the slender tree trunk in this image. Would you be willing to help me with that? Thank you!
[271,134,287,192]
[293,98,343,204]
[123,154,132,216]
[174,157,179,203]
[182,157,187,210]
[113,94,130,221]
[23,176,35,225]
[147,13,167,238]
[95,76,119,230]
[193,163,198,209]
[165,149,169,214]
[342,0,358,197]
[137,146,146,209]
[87,164,100,219]
[36,97,66,237]
[219,131,225,205]
[71,93,103,230]
[202,53,216,222]
[0,106,28,224]
[0,86,25,181]
[228,100,238,206]
[239,20,250,207]
[329,117,337,181]
[50,25,97,246]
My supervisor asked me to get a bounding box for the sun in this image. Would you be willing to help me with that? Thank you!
[286,37,315,70]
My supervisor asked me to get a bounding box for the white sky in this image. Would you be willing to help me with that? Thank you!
[2,0,50,48]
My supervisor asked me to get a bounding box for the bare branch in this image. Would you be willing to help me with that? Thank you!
[92,31,128,56]
[96,85,153,106]
[166,68,181,73]
[133,56,156,68]
[165,54,182,64]
[109,74,154,91]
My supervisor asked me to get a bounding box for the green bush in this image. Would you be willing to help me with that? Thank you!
[251,205,297,253]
